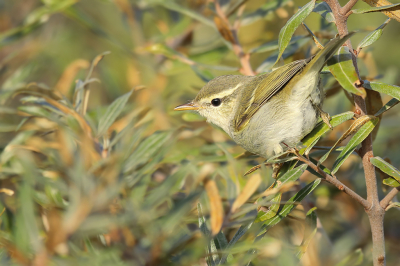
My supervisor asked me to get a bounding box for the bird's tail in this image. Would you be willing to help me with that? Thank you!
[305,32,355,74]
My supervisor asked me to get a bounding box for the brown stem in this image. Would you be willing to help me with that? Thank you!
[380,187,400,209]
[294,151,370,209]
[324,0,385,264]
[213,0,254,76]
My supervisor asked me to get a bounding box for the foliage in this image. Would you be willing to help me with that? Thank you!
[0,0,400,265]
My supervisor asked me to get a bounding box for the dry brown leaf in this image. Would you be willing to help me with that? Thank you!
[231,173,262,213]
[362,0,400,22]
[55,59,90,97]
[213,16,235,43]
[204,179,224,235]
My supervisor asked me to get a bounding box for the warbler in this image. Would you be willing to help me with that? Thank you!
[174,34,353,159]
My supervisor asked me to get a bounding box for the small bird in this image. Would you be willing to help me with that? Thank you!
[174,34,353,160]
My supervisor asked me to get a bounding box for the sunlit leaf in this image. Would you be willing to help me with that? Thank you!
[300,111,355,155]
[383,178,400,187]
[205,179,224,235]
[328,46,366,96]
[370,156,400,183]
[357,18,390,50]
[255,193,281,222]
[352,3,400,14]
[331,117,379,174]
[276,0,315,63]
[363,80,400,100]
[231,173,262,213]
[374,97,400,116]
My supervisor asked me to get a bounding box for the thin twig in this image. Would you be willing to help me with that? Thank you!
[291,150,370,209]
[380,187,400,209]
[341,0,359,16]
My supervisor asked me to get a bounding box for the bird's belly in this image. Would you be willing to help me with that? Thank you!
[231,84,321,159]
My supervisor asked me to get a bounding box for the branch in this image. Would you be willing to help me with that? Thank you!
[380,187,400,209]
[213,0,254,76]
[292,150,370,209]
[324,0,386,264]
[341,0,359,16]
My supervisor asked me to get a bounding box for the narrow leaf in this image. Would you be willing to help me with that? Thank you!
[370,156,400,182]
[300,111,355,155]
[296,207,318,259]
[97,91,133,137]
[383,178,400,187]
[319,115,375,164]
[255,193,281,222]
[276,0,316,63]
[331,117,379,174]
[357,18,390,50]
[363,80,400,100]
[352,3,400,14]
[259,178,321,234]
[205,179,224,235]
[231,174,262,213]
[328,46,366,96]
[374,98,400,116]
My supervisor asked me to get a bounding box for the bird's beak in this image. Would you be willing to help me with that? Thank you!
[174,102,200,111]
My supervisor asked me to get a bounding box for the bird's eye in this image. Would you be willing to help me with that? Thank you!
[211,98,221,107]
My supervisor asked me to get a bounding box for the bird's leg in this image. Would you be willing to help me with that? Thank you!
[311,101,333,130]
[272,163,283,179]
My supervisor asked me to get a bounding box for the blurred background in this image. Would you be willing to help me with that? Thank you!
[0,0,400,265]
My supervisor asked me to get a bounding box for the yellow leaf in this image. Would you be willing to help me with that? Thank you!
[204,179,224,235]
[231,173,262,213]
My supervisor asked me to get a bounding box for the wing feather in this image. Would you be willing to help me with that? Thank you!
[233,58,310,132]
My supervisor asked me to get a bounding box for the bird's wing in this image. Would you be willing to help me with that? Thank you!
[233,58,310,132]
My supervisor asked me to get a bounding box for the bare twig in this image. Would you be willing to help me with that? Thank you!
[380,187,400,209]
[323,0,386,264]
[292,149,370,209]
[213,0,254,76]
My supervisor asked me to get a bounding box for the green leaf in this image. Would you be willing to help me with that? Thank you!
[218,221,254,265]
[296,207,318,259]
[256,37,310,73]
[97,91,132,137]
[250,35,307,54]
[363,81,400,100]
[370,156,400,183]
[150,0,214,27]
[255,193,281,222]
[198,203,217,266]
[313,2,335,23]
[383,178,400,187]
[357,18,390,50]
[123,131,173,173]
[328,46,366,97]
[241,0,292,26]
[374,98,400,116]
[191,65,215,82]
[276,0,315,63]
[300,111,355,155]
[331,117,379,174]
[352,4,400,14]
[335,248,364,266]
[258,178,321,234]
